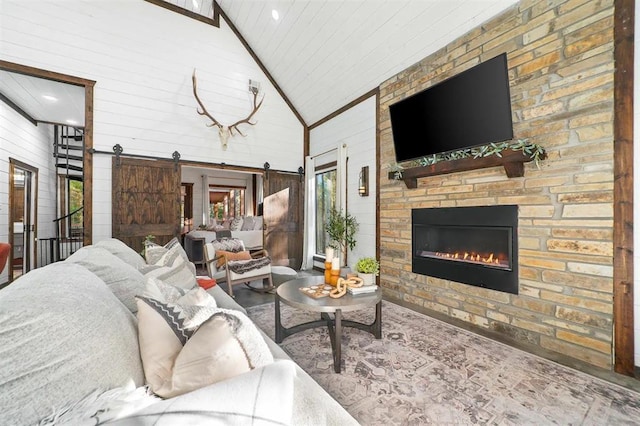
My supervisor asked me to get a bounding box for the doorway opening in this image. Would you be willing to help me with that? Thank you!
[9,159,38,281]
[0,60,95,252]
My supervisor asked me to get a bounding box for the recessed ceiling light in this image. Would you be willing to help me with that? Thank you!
[66,119,78,125]
[271,9,279,21]
[42,94,58,102]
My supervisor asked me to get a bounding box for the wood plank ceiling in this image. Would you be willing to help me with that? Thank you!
[163,0,519,125]
[0,70,85,126]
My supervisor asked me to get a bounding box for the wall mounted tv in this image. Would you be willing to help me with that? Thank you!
[390,53,514,163]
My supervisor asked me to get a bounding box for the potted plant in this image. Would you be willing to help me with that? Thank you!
[326,208,359,267]
[354,257,379,286]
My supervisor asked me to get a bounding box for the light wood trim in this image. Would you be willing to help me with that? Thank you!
[613,0,635,376]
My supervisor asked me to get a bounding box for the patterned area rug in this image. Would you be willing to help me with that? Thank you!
[246,300,640,425]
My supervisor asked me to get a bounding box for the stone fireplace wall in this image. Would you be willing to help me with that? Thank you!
[379,0,615,369]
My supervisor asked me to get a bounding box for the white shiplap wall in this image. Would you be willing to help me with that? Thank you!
[0,104,57,284]
[633,0,639,369]
[1,0,303,242]
[309,95,377,270]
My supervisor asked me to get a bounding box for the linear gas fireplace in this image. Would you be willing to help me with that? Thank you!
[412,205,518,294]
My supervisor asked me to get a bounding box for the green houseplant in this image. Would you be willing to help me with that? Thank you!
[139,234,156,257]
[354,257,379,286]
[326,208,359,266]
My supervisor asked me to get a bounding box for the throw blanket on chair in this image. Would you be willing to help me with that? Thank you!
[227,256,271,274]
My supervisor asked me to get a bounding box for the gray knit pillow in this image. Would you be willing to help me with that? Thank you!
[66,246,146,313]
[95,238,146,270]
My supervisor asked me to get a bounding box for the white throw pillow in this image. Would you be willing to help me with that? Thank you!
[253,216,264,230]
[240,216,255,231]
[136,278,273,399]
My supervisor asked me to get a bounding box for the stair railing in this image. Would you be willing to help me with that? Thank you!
[39,207,85,265]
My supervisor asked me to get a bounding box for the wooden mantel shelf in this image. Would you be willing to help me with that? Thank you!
[389,149,535,189]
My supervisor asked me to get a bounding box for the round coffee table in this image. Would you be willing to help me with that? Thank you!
[275,276,382,373]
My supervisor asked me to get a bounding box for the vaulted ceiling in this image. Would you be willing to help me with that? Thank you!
[168,0,519,125]
[1,0,519,128]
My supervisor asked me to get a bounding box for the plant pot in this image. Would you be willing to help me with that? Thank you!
[358,272,375,286]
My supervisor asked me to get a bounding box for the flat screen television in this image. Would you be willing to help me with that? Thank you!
[389,53,513,163]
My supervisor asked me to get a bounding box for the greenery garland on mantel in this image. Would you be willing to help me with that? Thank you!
[388,139,545,180]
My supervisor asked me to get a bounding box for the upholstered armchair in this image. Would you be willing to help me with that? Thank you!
[204,238,273,297]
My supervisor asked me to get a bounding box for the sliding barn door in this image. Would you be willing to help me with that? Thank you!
[112,158,180,253]
[263,171,304,269]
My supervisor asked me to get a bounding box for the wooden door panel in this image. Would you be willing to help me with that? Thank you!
[112,158,180,253]
[263,172,303,269]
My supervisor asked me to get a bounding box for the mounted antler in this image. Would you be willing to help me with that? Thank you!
[192,69,264,150]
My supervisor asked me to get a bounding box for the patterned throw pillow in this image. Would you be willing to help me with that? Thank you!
[143,238,196,290]
[229,217,243,231]
[136,278,273,398]
[144,237,184,265]
[211,237,245,253]
[143,257,197,290]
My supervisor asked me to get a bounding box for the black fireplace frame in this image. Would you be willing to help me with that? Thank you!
[412,205,519,294]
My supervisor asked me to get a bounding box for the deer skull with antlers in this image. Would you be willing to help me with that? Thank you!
[192,69,264,150]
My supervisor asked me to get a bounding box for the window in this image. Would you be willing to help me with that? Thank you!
[208,187,245,222]
[180,183,193,231]
[67,178,83,237]
[315,168,336,255]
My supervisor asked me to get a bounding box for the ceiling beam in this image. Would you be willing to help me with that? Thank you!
[0,91,37,126]
[214,1,307,130]
[143,0,220,27]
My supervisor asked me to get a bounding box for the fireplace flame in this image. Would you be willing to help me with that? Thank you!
[419,251,509,269]
[432,251,507,267]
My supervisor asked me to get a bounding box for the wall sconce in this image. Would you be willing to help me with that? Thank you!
[358,166,369,196]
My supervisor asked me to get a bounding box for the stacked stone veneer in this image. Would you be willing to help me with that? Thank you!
[379,0,615,369]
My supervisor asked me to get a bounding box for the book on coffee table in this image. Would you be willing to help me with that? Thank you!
[348,285,378,295]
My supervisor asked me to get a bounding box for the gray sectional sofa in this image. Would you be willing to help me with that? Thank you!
[0,238,357,425]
